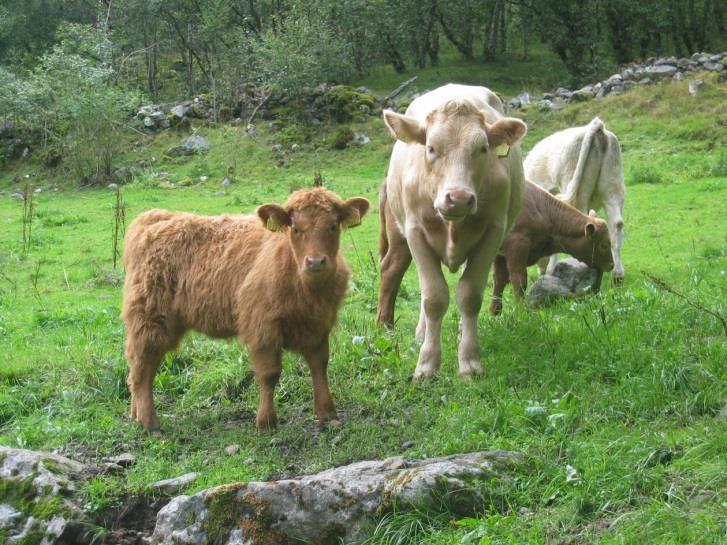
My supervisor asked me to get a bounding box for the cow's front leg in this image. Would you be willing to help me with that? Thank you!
[302,336,338,425]
[458,225,505,378]
[407,228,448,379]
[603,199,625,283]
[251,346,283,430]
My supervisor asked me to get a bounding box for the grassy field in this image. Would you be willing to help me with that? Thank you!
[0,70,725,544]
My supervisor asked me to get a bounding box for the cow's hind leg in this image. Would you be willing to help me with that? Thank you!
[603,198,625,284]
[125,317,181,433]
[376,219,412,328]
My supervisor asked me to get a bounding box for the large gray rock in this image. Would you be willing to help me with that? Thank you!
[150,451,523,545]
[552,258,601,293]
[644,65,678,77]
[526,275,572,308]
[168,135,210,157]
[526,258,602,309]
[0,447,93,545]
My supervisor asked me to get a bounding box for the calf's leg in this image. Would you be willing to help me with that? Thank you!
[125,323,179,432]
[251,347,283,430]
[303,337,337,425]
[489,255,509,315]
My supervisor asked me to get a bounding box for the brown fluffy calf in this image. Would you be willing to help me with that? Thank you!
[488,181,613,314]
[122,188,369,432]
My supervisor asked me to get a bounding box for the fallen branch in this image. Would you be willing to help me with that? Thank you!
[644,271,727,336]
[383,76,417,106]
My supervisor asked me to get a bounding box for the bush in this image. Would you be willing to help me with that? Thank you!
[628,163,665,185]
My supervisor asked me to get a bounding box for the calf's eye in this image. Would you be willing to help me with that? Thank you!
[292,227,301,235]
[427,145,435,155]
[330,224,338,232]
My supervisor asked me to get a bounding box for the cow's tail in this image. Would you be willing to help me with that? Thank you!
[378,181,389,262]
[560,117,604,205]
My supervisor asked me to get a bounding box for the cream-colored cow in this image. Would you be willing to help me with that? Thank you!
[524,117,626,282]
[378,84,527,379]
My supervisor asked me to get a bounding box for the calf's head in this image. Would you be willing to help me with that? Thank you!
[383,101,526,221]
[257,188,369,280]
[577,211,614,272]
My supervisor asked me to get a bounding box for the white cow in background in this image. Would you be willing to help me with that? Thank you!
[524,117,626,282]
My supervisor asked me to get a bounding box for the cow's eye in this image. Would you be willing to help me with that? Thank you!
[427,145,436,155]
[292,227,301,235]
[480,145,489,154]
[330,224,338,232]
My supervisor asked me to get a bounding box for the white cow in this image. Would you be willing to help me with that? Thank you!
[524,117,626,281]
[378,84,527,379]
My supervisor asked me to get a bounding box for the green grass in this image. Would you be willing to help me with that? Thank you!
[0,70,725,544]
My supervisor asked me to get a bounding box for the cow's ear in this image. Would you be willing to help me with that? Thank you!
[488,118,527,148]
[257,204,291,232]
[585,222,596,240]
[340,197,370,229]
[383,110,426,145]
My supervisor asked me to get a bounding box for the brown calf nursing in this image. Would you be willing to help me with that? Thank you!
[122,188,369,432]
[489,181,613,315]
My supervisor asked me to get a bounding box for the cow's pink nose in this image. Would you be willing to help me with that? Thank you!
[305,255,328,271]
[443,190,476,215]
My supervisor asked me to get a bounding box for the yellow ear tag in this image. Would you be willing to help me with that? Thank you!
[494,143,510,158]
[266,217,282,231]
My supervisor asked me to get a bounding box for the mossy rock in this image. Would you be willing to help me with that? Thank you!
[329,126,354,150]
[320,85,377,122]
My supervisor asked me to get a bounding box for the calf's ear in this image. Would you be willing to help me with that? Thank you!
[585,222,596,240]
[340,197,371,229]
[588,209,598,218]
[383,110,426,145]
[488,118,527,149]
[257,204,291,231]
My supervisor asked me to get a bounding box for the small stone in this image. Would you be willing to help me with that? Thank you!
[689,79,706,96]
[352,132,370,145]
[152,472,198,495]
[102,462,124,474]
[222,177,232,187]
[224,444,241,456]
[107,183,119,190]
[10,192,24,200]
[401,441,416,450]
[271,143,284,153]
[110,453,135,467]
[673,71,684,81]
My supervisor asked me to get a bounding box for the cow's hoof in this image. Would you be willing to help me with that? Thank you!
[458,360,484,379]
[612,275,624,286]
[412,366,437,381]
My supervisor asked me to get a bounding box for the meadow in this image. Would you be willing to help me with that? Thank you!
[0,71,725,544]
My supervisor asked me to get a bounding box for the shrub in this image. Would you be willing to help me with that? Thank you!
[627,163,665,185]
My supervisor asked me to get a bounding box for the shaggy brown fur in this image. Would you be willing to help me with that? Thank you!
[122,188,369,432]
[488,181,613,315]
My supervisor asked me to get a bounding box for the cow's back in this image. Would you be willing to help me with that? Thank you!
[524,126,603,199]
[123,211,265,337]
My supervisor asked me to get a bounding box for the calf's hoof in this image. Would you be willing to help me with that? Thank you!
[256,412,278,431]
[458,359,484,380]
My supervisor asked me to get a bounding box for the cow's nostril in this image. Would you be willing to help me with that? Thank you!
[305,255,327,269]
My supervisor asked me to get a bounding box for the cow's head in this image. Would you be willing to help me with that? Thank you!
[257,188,370,281]
[578,210,614,272]
[383,101,526,221]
